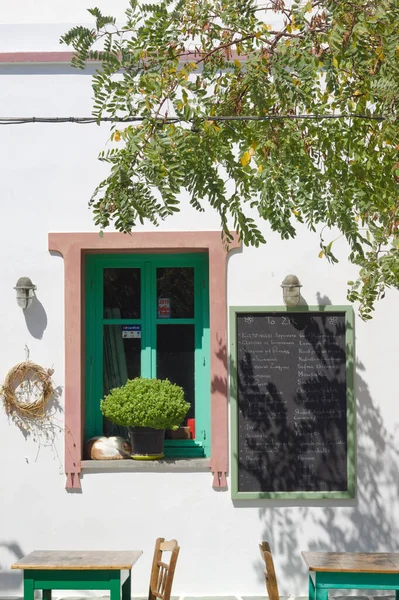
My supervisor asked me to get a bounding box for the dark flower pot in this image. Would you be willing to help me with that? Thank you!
[128,427,165,460]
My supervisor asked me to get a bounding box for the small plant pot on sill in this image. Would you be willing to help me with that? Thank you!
[128,427,165,460]
[165,426,191,440]
[100,378,190,460]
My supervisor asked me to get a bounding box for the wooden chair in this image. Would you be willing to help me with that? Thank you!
[259,541,280,600]
[148,538,180,600]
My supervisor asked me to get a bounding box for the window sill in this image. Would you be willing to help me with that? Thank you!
[81,458,211,472]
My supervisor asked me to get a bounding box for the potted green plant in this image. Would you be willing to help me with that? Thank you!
[100,377,190,460]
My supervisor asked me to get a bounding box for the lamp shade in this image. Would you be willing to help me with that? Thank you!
[14,277,36,309]
[281,274,301,307]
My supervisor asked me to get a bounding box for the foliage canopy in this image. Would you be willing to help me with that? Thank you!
[100,377,190,429]
[61,0,399,318]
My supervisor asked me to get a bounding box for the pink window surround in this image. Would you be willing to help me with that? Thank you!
[0,52,76,64]
[48,231,241,490]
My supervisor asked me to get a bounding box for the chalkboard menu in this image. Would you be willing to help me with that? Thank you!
[230,307,354,499]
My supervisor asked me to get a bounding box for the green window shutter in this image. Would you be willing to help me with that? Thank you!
[85,253,210,458]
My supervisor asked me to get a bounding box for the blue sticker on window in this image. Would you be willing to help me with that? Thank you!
[122,325,141,338]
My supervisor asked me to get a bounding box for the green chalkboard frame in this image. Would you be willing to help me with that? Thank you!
[230,305,355,500]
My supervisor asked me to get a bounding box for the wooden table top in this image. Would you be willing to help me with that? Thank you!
[11,550,143,571]
[302,552,399,574]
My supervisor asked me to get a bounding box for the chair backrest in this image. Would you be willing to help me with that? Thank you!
[259,541,280,600]
[148,538,180,600]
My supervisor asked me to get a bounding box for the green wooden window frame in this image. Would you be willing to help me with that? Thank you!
[230,305,355,500]
[85,253,210,458]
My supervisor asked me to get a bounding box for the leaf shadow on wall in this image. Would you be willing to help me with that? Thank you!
[234,313,349,495]
[215,299,399,595]
[211,333,229,492]
[0,540,24,594]
[249,360,399,596]
[212,333,228,403]
[233,298,399,596]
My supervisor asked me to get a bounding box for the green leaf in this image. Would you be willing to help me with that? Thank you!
[60,0,399,319]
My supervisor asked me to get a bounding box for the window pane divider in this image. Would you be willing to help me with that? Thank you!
[102,319,142,325]
[155,318,196,325]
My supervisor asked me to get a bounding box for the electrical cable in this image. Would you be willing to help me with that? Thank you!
[0,113,388,125]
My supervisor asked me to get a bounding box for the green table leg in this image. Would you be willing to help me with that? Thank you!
[43,589,52,600]
[110,573,121,600]
[23,576,34,600]
[315,588,328,600]
[395,590,399,600]
[314,574,328,600]
[122,571,131,600]
[309,574,315,600]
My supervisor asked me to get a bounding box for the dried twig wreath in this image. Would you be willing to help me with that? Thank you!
[2,361,54,418]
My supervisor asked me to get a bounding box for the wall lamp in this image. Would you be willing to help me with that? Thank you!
[281,274,302,307]
[14,277,36,309]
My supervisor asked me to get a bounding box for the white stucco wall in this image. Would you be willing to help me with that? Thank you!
[0,9,399,599]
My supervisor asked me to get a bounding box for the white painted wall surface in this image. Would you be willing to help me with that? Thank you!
[0,1,130,25]
[0,17,399,600]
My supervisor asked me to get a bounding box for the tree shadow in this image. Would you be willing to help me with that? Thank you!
[0,540,24,595]
[226,306,399,594]
[212,332,228,398]
[234,311,350,494]
[252,361,399,595]
[316,292,333,307]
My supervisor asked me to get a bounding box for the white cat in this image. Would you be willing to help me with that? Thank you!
[85,436,132,460]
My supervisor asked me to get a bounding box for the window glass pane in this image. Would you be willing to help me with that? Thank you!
[103,324,141,436]
[156,267,194,318]
[103,268,141,319]
[157,324,195,421]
